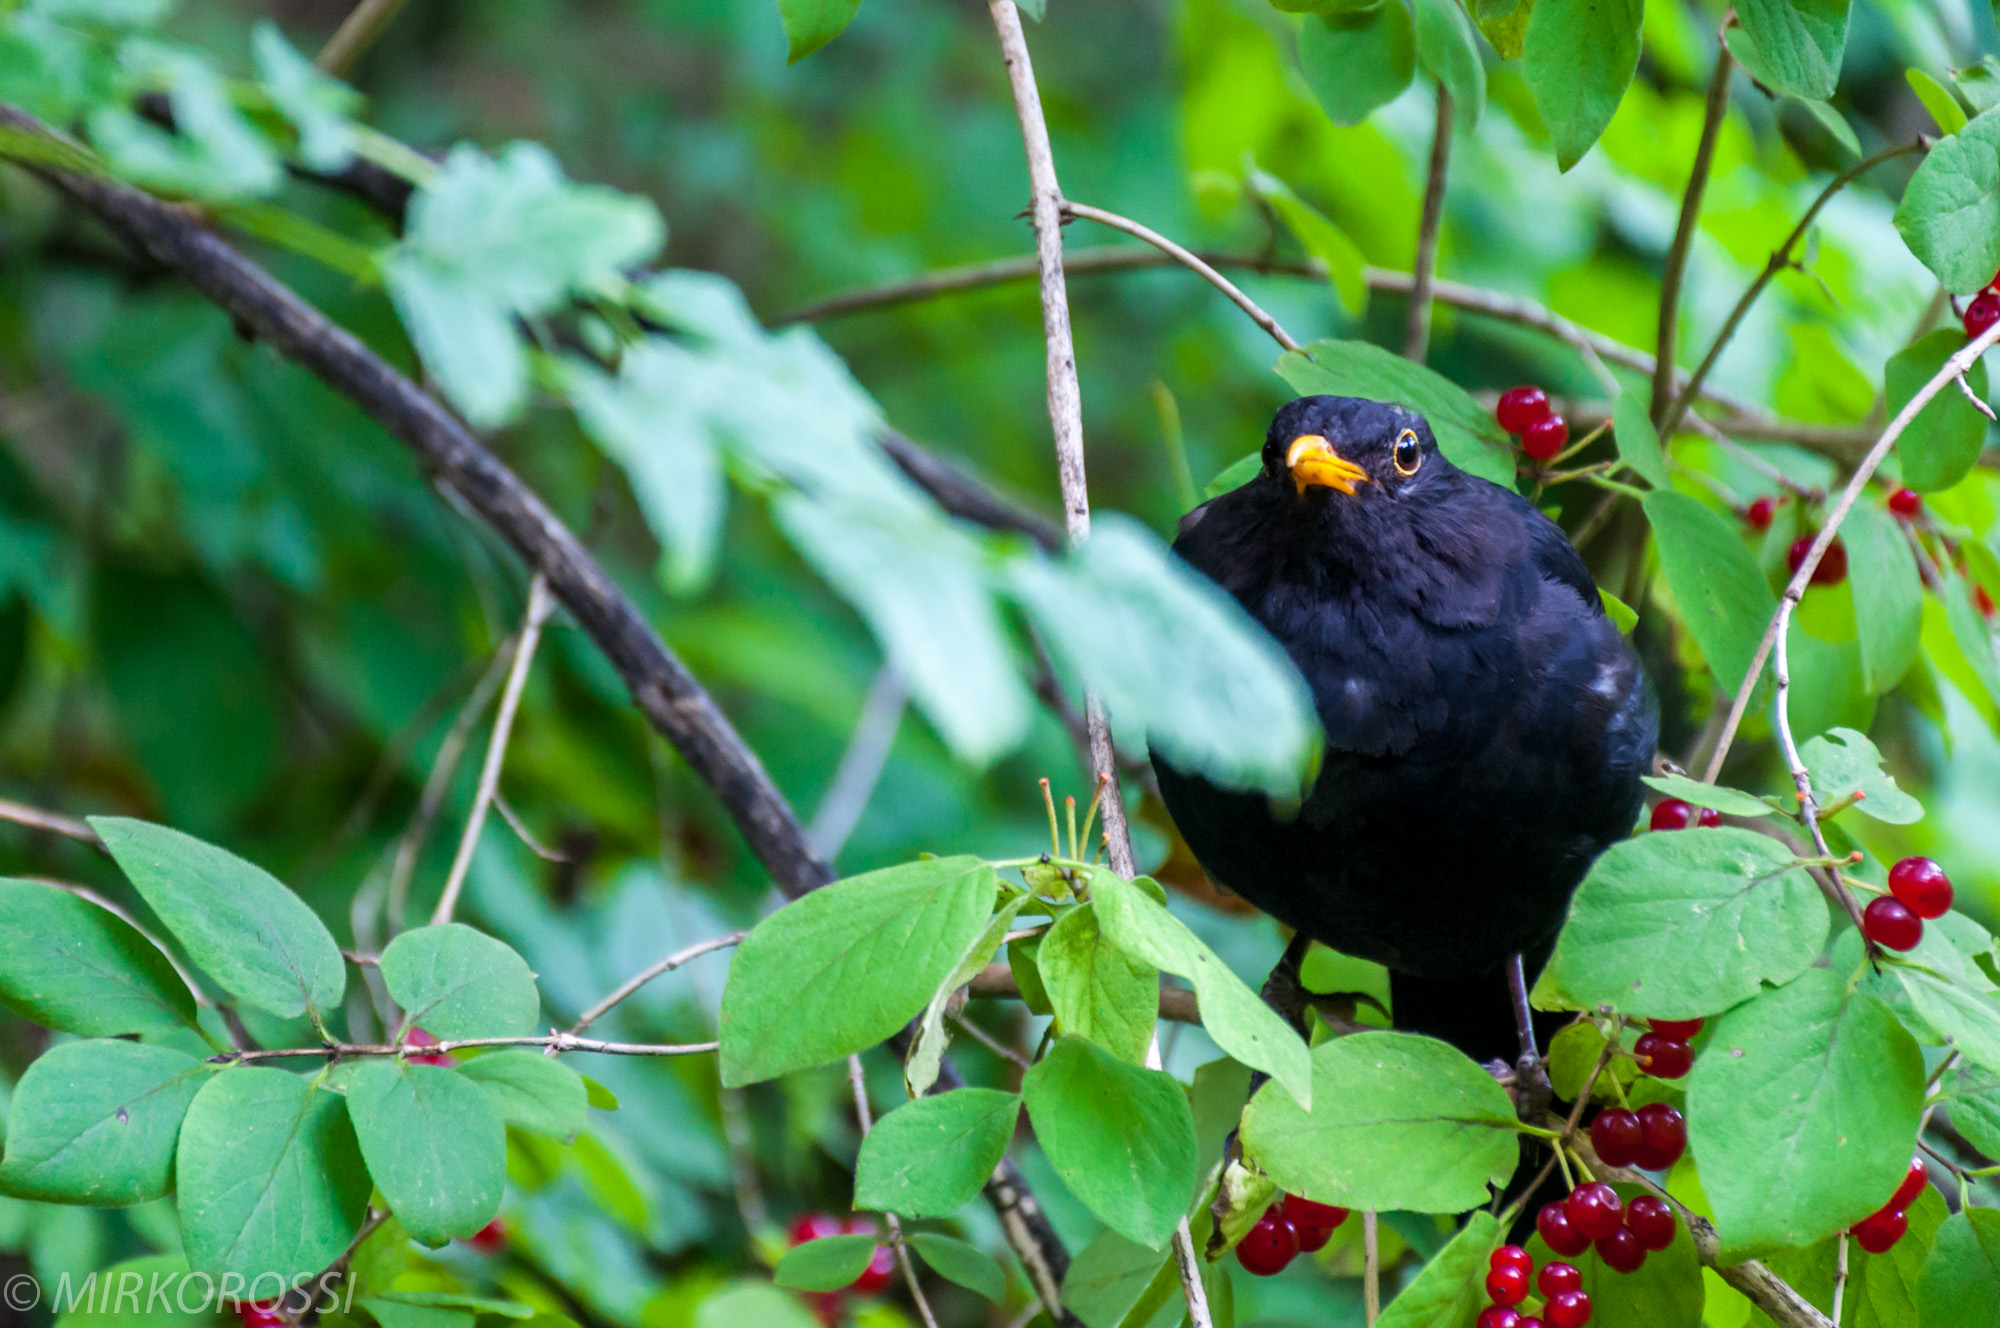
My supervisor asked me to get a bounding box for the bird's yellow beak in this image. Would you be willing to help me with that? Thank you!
[1286,434,1371,496]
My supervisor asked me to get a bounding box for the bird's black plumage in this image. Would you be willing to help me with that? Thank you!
[1152,396,1656,1063]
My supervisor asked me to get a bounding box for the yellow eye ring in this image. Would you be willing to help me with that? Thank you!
[1393,429,1422,477]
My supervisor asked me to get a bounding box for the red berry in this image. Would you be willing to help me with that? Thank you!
[1788,534,1848,586]
[1891,1156,1928,1209]
[1634,1103,1688,1170]
[1851,1207,1907,1254]
[403,1026,453,1067]
[1536,1261,1582,1297]
[1545,1289,1594,1328]
[1978,585,1997,617]
[806,1291,842,1328]
[1649,1017,1704,1040]
[1696,807,1721,827]
[1888,487,1923,518]
[789,1213,847,1246]
[236,1304,287,1328]
[1486,1264,1530,1306]
[1281,1193,1348,1233]
[1236,1213,1299,1276]
[1519,1319,1546,1328]
[1595,1226,1647,1273]
[1522,414,1570,461]
[1626,1194,1677,1250]
[1745,496,1777,531]
[850,1244,896,1296]
[1538,1200,1592,1257]
[1649,799,1696,831]
[1590,1109,1643,1168]
[1477,1309,1522,1328]
[1634,1034,1693,1080]
[1496,386,1552,434]
[1888,857,1953,920]
[1567,1183,1625,1241]
[1863,896,1924,951]
[1491,1244,1534,1273]
[1966,291,2000,341]
[464,1218,507,1252]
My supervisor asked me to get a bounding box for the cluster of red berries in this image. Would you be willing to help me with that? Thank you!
[1496,386,1570,461]
[233,1302,287,1328]
[1649,798,1719,831]
[1590,1100,1689,1168]
[1476,1243,1592,1328]
[1850,1157,1928,1253]
[1787,533,1848,586]
[1861,856,1955,952]
[1235,1194,1349,1276]
[1537,1183,1677,1275]
[790,1213,897,1310]
[1634,1016,1701,1081]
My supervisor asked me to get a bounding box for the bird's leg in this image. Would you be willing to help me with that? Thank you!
[1208,932,1313,1255]
[1506,952,1552,1123]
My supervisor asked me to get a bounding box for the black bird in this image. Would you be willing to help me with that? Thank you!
[1152,396,1656,1064]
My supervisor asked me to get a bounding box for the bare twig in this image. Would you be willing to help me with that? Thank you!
[1363,1211,1380,1326]
[1652,42,1734,422]
[491,790,567,863]
[1404,86,1452,362]
[949,1010,1034,1071]
[568,931,745,1036]
[1060,201,1300,353]
[0,797,100,845]
[1831,1231,1850,1324]
[213,1033,719,1062]
[1772,623,1872,946]
[849,1055,942,1328]
[316,0,415,75]
[808,665,906,861]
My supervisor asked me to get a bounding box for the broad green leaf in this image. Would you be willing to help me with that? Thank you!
[1008,935,1053,1015]
[1894,109,2000,293]
[375,1294,536,1319]
[1039,902,1159,1064]
[773,1234,877,1290]
[1730,0,1851,100]
[1296,6,1415,128]
[1799,727,1923,823]
[1789,97,1861,156]
[1060,1226,1174,1328]
[1600,588,1638,633]
[0,879,197,1035]
[1240,1031,1518,1214]
[1021,1036,1197,1249]
[776,0,863,62]
[1204,452,1263,499]
[455,1051,587,1141]
[1896,967,2000,1075]
[1521,0,1642,170]
[1376,1211,1499,1328]
[1413,0,1485,130]
[693,1284,819,1328]
[1277,339,1516,487]
[1528,1183,1706,1327]
[1957,56,2000,114]
[1643,490,1779,696]
[1545,827,1827,1019]
[1245,167,1368,313]
[1909,67,1971,134]
[92,817,344,1021]
[177,1067,371,1280]
[1915,1208,2000,1328]
[88,48,280,200]
[1939,566,2000,711]
[1947,1062,2000,1158]
[718,857,997,1086]
[250,21,357,171]
[1686,969,1924,1259]
[361,1302,472,1328]
[1612,385,1669,489]
[854,1088,1020,1218]
[905,893,1026,1097]
[909,1232,1005,1301]
[1475,0,1533,59]
[380,923,540,1041]
[52,1255,212,1327]
[1786,628,1873,752]
[1091,872,1311,1107]
[345,1060,506,1245]
[1845,504,1924,694]
[1638,773,1778,818]
[1546,1019,1637,1102]
[0,1040,205,1204]
[1887,329,1990,492]
[1005,516,1320,796]
[1748,1184,1946,1327]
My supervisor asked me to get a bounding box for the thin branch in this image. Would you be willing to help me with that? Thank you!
[850,1055,942,1328]
[492,790,568,863]
[316,0,415,76]
[1652,42,1734,422]
[0,797,101,845]
[1703,314,2000,781]
[1362,1211,1381,1326]
[1060,201,1300,353]
[1404,85,1452,363]
[1773,622,1873,946]
[808,665,906,861]
[213,1033,719,1062]
[948,1010,1034,1071]
[568,931,745,1036]
[1831,1232,1850,1324]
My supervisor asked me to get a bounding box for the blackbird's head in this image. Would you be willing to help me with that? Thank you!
[1260,395,1448,503]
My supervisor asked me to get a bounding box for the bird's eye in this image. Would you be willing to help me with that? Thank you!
[1393,429,1422,477]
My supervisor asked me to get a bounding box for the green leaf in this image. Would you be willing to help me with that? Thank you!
[854,1088,1021,1218]
[1413,0,1485,130]
[92,817,344,1021]
[0,1040,205,1205]
[776,0,863,62]
[1916,1208,2000,1328]
[250,21,358,171]
[1039,902,1159,1064]
[1060,1226,1174,1328]
[0,879,197,1035]
[1789,97,1861,156]
[1799,727,1923,823]
[1296,5,1415,128]
[904,892,1026,1097]
[1750,1184,1946,1328]
[582,1076,619,1111]
[773,1234,877,1290]
[177,1067,371,1280]
[1545,827,1827,1019]
[1895,967,2000,1075]
[52,1255,229,1327]
[1612,385,1669,489]
[345,1060,506,1245]
[1599,589,1638,634]
[380,923,540,1041]
[909,1232,1005,1301]
[1895,109,2000,293]
[1845,503,1924,694]
[1376,1211,1499,1328]
[718,856,997,1086]
[1091,872,1311,1107]
[1909,67,1971,134]
[1955,56,2000,114]
[1887,329,1990,492]
[1021,1036,1197,1249]
[376,1293,536,1320]
[1946,1061,2000,1158]
[89,47,281,201]
[1521,0,1642,170]
[1245,167,1368,314]
[1643,490,1779,697]
[1686,969,1924,1259]
[1638,773,1778,818]
[1240,1031,1519,1213]
[360,1301,472,1328]
[1940,565,2000,711]
[1546,1020,1637,1102]
[1277,339,1516,487]
[1729,0,1851,100]
[1008,935,1053,1015]
[693,1284,820,1328]
[455,1051,587,1142]
[1204,452,1263,499]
